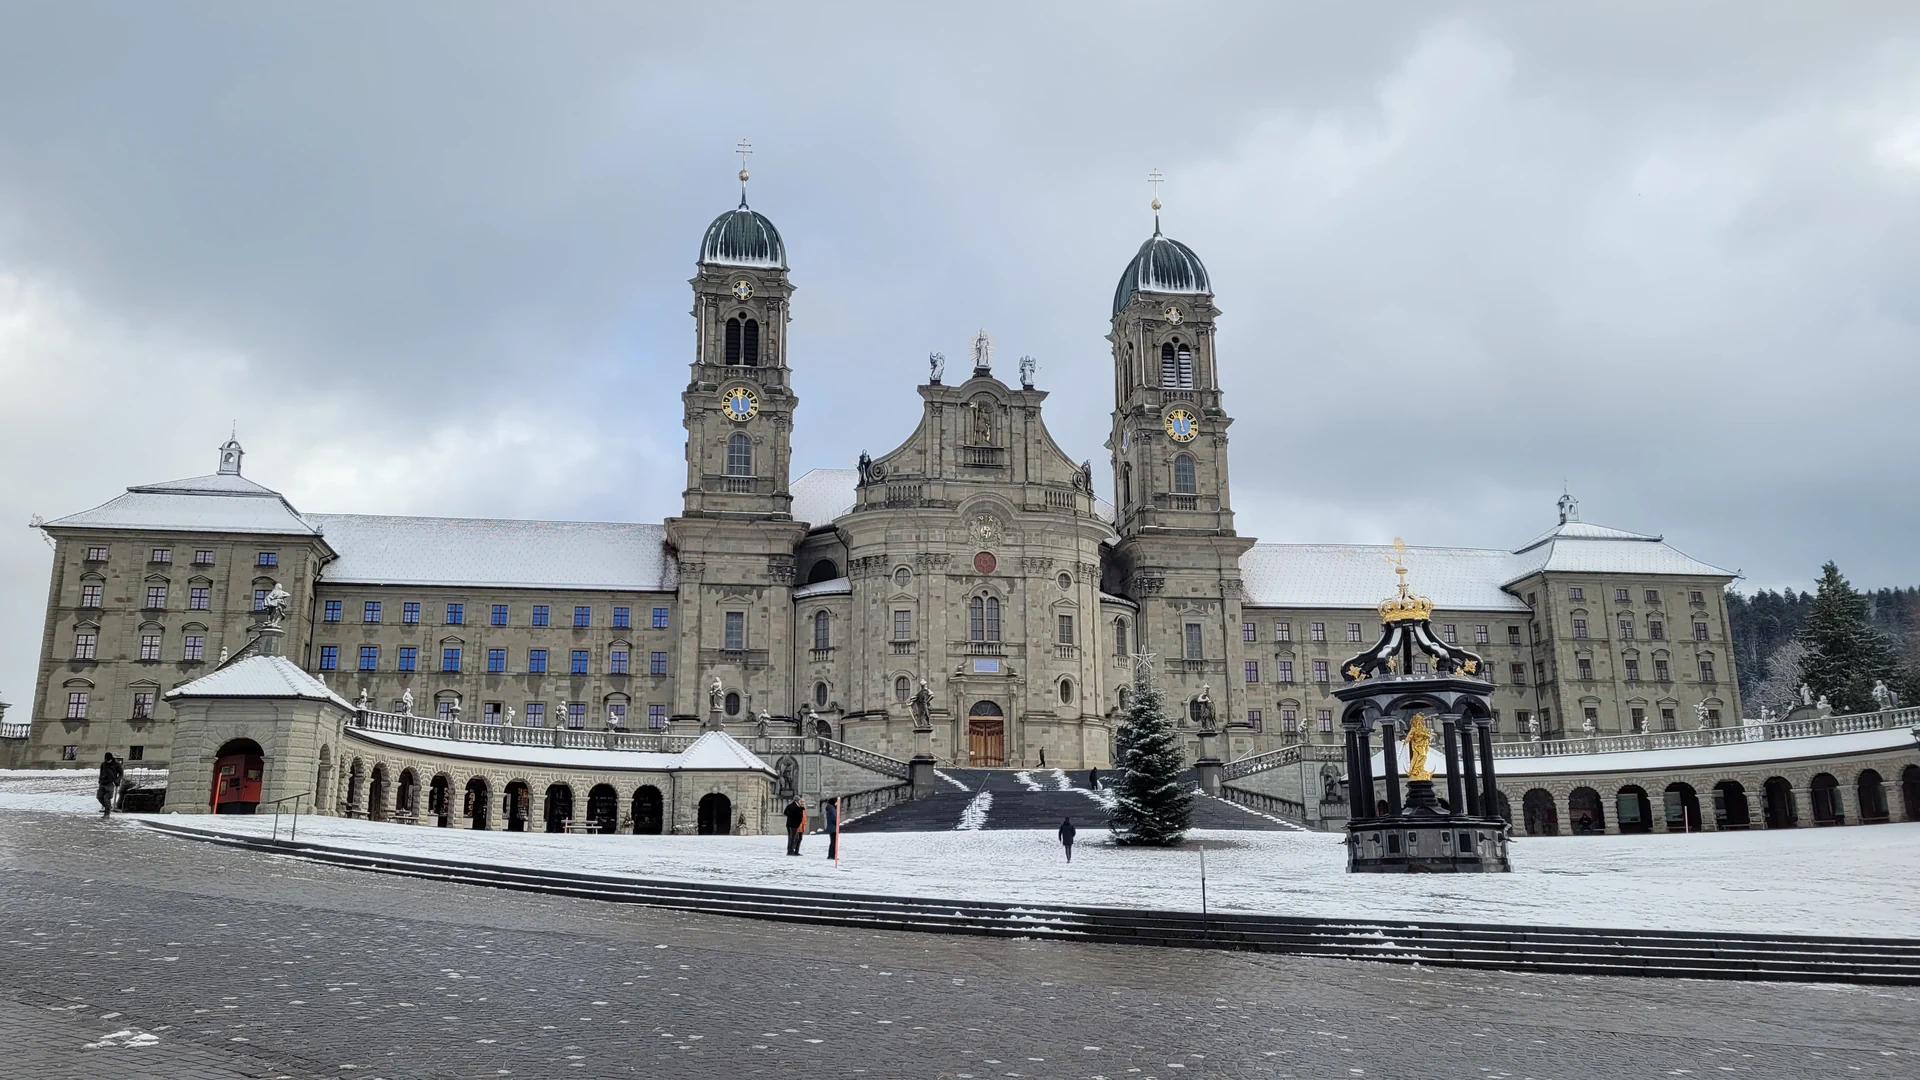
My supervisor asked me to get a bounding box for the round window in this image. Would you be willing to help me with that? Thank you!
[894,566,911,588]
[1056,571,1072,591]
[974,551,997,575]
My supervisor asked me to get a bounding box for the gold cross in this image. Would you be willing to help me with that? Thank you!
[1461,658,1479,674]
[1148,169,1164,211]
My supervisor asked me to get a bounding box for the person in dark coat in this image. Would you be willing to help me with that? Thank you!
[1087,767,1100,790]
[1058,816,1076,862]
[96,752,124,817]
[824,797,840,861]
[784,797,806,855]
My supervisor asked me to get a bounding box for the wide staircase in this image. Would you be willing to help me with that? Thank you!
[844,767,1301,833]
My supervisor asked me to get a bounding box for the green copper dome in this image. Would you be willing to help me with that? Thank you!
[700,198,787,270]
[1112,227,1210,316]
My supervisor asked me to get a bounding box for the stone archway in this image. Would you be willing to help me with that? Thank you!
[1662,782,1702,832]
[1615,785,1652,834]
[543,784,575,833]
[632,785,663,835]
[1712,780,1750,829]
[464,777,490,830]
[429,774,452,827]
[367,764,389,822]
[1522,788,1558,836]
[1568,787,1605,835]
[967,700,1006,767]
[586,784,619,834]
[211,738,265,815]
[697,792,732,835]
[503,781,532,832]
[1857,770,1890,823]
[1763,776,1797,829]
[1902,765,1920,822]
[1810,773,1843,825]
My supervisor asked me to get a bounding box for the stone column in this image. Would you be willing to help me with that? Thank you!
[1343,728,1365,820]
[1356,725,1376,815]
[1442,716,1465,816]
[1378,719,1402,817]
[1476,721,1498,820]
[1457,721,1481,817]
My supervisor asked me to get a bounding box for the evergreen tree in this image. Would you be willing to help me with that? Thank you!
[1109,661,1193,846]
[1798,562,1903,714]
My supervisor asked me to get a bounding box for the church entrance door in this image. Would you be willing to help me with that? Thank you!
[967,701,1005,767]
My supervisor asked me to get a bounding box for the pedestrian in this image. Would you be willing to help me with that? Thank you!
[96,752,124,817]
[784,796,806,855]
[1058,816,1076,862]
[1038,747,1046,767]
[824,796,840,861]
[1087,767,1100,790]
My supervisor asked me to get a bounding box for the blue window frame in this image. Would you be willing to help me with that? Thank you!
[651,607,670,629]
[441,647,461,672]
[650,651,668,676]
[612,607,631,629]
[487,648,506,673]
[609,649,629,674]
[573,606,591,628]
[323,600,342,623]
[398,647,417,672]
[257,551,277,567]
[528,649,548,674]
[363,601,382,623]
[319,645,338,670]
[570,649,589,674]
[532,605,549,627]
[565,702,586,729]
[526,703,546,727]
[445,603,464,625]
[358,645,379,671]
[648,704,667,729]
[403,602,420,625]
[491,604,509,626]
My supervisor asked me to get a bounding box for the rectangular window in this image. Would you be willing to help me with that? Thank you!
[612,607,631,629]
[609,703,627,726]
[1618,618,1633,640]
[492,604,509,626]
[1699,660,1716,682]
[1183,623,1203,659]
[894,609,913,640]
[725,611,745,650]
[526,703,546,727]
[319,645,338,670]
[1244,660,1259,683]
[66,692,88,719]
[487,648,506,673]
[257,552,277,567]
[441,647,461,673]
[532,605,550,627]
[1317,709,1333,734]
[363,601,382,624]
[1442,623,1457,644]
[1534,660,1548,683]
[1346,622,1362,642]
[85,546,107,561]
[193,549,214,566]
[1510,663,1526,685]
[1241,621,1256,643]
[80,584,103,607]
[571,649,589,674]
[1693,621,1709,641]
[1572,618,1587,639]
[151,547,172,563]
[1614,588,1630,603]
[145,585,167,609]
[650,651,668,676]
[1058,614,1076,646]
[358,645,379,671]
[1246,709,1262,731]
[435,698,455,721]
[1584,706,1599,726]
[1689,590,1705,603]
[445,603,464,625]
[403,602,420,625]
[74,632,97,659]
[1281,707,1298,733]
[183,635,205,661]
[652,607,670,629]
[1645,589,1660,603]
[1707,708,1722,728]
[1312,659,1330,682]
[609,648,629,674]
[1661,706,1676,731]
[1276,660,1294,683]
[1569,586,1584,601]
[648,704,668,729]
[1474,624,1489,644]
[1507,625,1521,645]
[397,647,417,672]
[566,702,586,729]
[254,588,269,611]
[1540,707,1552,730]
[574,606,591,628]
[1274,622,1291,642]
[1625,659,1640,681]
[1631,706,1645,730]
[1649,621,1665,640]
[1515,709,1531,732]
[324,600,341,622]
[1310,622,1326,642]
[1414,658,1430,675]
[528,649,548,674]
[1577,657,1593,680]
[483,702,503,725]
[1655,658,1670,681]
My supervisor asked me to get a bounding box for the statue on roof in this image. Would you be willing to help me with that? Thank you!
[401,687,414,714]
[857,451,872,484]
[260,581,290,627]
[928,351,945,384]
[1018,354,1036,389]
[708,676,724,712]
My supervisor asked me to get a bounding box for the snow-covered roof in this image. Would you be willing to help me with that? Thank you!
[344,727,774,775]
[164,654,354,710]
[792,576,852,600]
[47,487,322,537]
[308,515,676,591]
[1099,591,1139,610]
[1503,527,1735,585]
[791,468,857,528]
[1240,544,1530,612]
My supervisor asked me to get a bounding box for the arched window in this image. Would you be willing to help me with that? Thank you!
[986,596,1001,641]
[968,595,1002,642]
[724,318,742,364]
[1160,342,1176,386]
[1113,617,1130,658]
[1176,343,1193,388]
[1121,464,1131,506]
[806,560,839,584]
[742,318,760,365]
[1173,454,1196,494]
[812,610,830,650]
[723,691,741,716]
[894,675,912,701]
[1159,341,1193,388]
[814,681,828,708]
[726,433,752,477]
[1060,679,1074,705]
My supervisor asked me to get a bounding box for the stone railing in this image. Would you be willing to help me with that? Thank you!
[348,710,698,753]
[0,720,29,740]
[1219,741,1344,781]
[1490,706,1920,760]
[1219,784,1306,822]
[835,781,915,824]
[820,738,911,781]
[762,737,808,756]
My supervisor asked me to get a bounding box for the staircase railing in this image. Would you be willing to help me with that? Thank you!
[819,738,912,781]
[833,781,916,824]
[1219,785,1306,822]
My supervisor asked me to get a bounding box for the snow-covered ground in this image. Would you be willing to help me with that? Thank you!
[0,768,166,813]
[5,768,1916,938]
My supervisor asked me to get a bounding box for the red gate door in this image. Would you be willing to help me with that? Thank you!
[212,752,264,814]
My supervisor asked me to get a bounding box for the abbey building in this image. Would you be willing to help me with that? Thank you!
[17,184,1745,772]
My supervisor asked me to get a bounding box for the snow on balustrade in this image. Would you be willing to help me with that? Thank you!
[0,721,31,740]
[819,738,910,780]
[1491,706,1919,759]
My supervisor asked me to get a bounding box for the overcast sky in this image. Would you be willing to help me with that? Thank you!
[3,2,1917,705]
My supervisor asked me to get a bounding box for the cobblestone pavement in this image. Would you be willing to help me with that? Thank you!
[1,812,1916,1078]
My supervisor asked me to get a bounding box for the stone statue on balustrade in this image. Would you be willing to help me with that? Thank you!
[708,677,724,713]
[1193,685,1216,732]
[910,679,935,732]
[357,687,370,711]
[756,708,771,738]
[401,687,414,715]
[1872,680,1895,710]
[259,581,291,627]
[1800,683,1814,707]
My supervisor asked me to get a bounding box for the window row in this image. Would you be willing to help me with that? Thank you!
[321,601,669,629]
[1568,617,1711,642]
[1565,586,1710,605]
[62,690,161,721]
[73,631,210,662]
[317,645,671,675]
[84,546,275,567]
[1243,621,1519,645]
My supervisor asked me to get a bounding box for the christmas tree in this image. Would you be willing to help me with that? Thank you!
[1110,656,1194,846]
[1799,562,1904,714]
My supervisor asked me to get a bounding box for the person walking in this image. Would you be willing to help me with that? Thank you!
[784,796,807,855]
[824,796,840,861]
[96,752,124,817]
[1058,816,1076,862]
[1087,767,1100,790]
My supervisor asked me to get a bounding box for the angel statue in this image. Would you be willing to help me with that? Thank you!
[708,676,724,712]
[260,581,291,627]
[928,351,946,384]
[1018,354,1036,389]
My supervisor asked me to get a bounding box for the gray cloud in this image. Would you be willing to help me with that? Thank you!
[2,2,1917,702]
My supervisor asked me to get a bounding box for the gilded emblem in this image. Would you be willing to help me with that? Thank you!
[732,279,754,300]
[969,513,1003,544]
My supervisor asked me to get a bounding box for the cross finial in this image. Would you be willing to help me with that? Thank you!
[736,139,753,206]
[1386,537,1409,593]
[1147,169,1164,232]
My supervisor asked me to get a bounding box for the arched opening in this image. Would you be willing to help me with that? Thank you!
[210,738,265,814]
[586,783,619,834]
[1762,776,1797,829]
[1903,765,1920,822]
[1712,780,1750,829]
[1059,678,1074,705]
[367,764,389,822]
[1660,782,1702,832]
[428,774,451,827]
[812,610,831,649]
[1159,342,1194,388]
[464,777,491,830]
[967,700,1005,766]
[1615,785,1652,834]
[724,691,742,716]
[632,785,663,834]
[503,780,532,832]
[1172,454,1196,495]
[397,768,419,819]
[724,317,742,363]
[813,716,833,740]
[1522,788,1558,836]
[1810,773,1843,826]
[813,681,828,708]
[543,783,574,833]
[1121,464,1131,507]
[697,792,732,835]
[726,433,752,477]
[1568,787,1605,835]
[806,560,838,585]
[742,318,760,365]
[344,759,366,816]
[894,675,911,702]
[1856,770,1889,824]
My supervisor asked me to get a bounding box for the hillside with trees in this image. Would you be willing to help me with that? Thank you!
[1728,565,1919,717]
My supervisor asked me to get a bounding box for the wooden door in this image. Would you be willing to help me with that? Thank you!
[968,717,1005,767]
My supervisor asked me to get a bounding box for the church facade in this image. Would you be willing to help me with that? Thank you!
[19,184,1746,773]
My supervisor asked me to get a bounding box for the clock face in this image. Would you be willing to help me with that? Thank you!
[1164,408,1198,443]
[732,279,754,300]
[722,386,759,422]
[1163,305,1183,325]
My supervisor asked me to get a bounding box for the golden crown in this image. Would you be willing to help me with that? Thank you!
[1379,538,1434,624]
